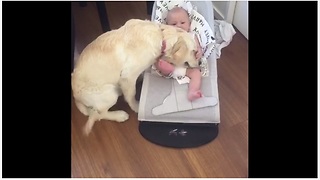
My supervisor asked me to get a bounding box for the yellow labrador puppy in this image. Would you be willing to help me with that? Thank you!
[72,19,198,135]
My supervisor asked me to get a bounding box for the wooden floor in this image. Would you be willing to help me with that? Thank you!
[71,2,248,178]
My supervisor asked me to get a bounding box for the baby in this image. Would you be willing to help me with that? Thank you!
[154,7,203,101]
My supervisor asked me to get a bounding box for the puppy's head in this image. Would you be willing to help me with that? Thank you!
[160,24,198,68]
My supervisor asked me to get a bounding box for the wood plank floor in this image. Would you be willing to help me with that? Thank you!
[71,2,248,178]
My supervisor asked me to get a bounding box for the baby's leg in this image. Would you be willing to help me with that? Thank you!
[186,68,203,101]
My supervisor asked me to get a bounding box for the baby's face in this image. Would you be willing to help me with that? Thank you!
[166,8,191,32]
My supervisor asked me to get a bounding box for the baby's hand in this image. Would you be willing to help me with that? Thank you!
[194,36,203,60]
[195,47,203,61]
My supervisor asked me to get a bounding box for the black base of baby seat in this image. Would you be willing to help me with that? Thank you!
[139,121,219,148]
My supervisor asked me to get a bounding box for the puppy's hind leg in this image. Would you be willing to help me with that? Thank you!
[74,100,89,116]
[83,86,129,136]
[83,108,129,136]
[99,109,129,123]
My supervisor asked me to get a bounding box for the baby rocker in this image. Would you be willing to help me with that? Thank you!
[138,1,220,148]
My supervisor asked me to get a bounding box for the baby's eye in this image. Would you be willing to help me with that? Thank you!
[181,22,185,24]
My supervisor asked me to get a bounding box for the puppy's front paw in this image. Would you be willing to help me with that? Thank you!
[115,111,129,122]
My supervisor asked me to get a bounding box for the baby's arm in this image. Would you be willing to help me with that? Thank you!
[194,36,203,60]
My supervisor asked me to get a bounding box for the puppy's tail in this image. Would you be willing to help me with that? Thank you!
[83,108,100,136]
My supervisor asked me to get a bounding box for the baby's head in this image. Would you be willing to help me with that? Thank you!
[166,7,191,32]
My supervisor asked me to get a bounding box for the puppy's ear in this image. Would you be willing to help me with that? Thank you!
[160,24,168,32]
[172,36,187,60]
[172,36,187,55]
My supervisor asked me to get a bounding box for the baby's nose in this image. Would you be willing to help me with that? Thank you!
[176,24,182,28]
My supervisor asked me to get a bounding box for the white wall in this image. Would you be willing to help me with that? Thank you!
[212,1,248,39]
[212,1,236,23]
[212,1,228,19]
[233,1,248,39]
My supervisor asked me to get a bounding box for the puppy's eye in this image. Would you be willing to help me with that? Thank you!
[184,62,189,67]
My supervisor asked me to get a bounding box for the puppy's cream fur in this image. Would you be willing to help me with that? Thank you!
[71,19,198,135]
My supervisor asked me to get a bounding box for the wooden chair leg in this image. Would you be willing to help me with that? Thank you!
[146,1,154,15]
[71,14,75,72]
[79,2,87,7]
[96,2,110,32]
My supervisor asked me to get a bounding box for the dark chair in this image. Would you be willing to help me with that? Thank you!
[146,1,154,15]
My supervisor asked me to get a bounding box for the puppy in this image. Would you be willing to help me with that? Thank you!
[71,19,198,135]
[159,26,199,68]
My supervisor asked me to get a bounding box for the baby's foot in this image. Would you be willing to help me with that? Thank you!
[188,90,203,101]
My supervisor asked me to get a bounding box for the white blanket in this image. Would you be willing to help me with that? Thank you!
[214,20,236,59]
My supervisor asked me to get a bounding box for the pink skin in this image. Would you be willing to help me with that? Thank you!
[155,59,203,101]
[155,7,204,101]
[186,68,203,101]
[156,59,175,76]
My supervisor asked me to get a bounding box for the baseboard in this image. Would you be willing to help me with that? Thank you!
[212,4,224,21]
[212,2,236,23]
[213,9,223,20]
